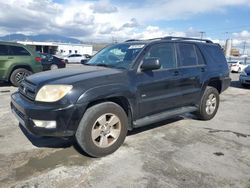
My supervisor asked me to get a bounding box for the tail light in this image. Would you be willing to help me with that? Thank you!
[35,57,42,63]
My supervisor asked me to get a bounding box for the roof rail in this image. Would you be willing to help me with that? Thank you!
[163,36,213,43]
[124,39,141,42]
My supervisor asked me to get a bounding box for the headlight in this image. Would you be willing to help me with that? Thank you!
[35,85,73,102]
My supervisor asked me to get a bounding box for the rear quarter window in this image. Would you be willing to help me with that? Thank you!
[9,45,30,56]
[202,45,226,64]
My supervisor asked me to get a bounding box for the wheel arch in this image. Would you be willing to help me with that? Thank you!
[8,64,33,80]
[85,96,134,130]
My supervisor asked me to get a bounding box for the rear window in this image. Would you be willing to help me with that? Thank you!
[0,45,9,56]
[9,46,30,56]
[177,43,198,67]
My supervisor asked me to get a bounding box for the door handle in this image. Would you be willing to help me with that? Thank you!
[173,71,179,76]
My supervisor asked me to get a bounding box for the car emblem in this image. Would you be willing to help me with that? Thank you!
[23,87,27,94]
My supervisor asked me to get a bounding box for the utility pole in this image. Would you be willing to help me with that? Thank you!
[199,31,205,39]
[243,41,246,55]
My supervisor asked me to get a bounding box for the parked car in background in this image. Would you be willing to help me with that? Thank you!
[11,36,231,157]
[239,65,250,87]
[0,41,42,86]
[80,54,92,64]
[228,61,248,73]
[40,53,66,70]
[64,54,87,64]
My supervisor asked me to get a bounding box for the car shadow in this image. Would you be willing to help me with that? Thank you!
[0,82,12,87]
[230,80,250,89]
[127,116,184,136]
[19,124,74,148]
[18,114,192,157]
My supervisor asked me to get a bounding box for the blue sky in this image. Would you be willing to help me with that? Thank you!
[0,0,250,48]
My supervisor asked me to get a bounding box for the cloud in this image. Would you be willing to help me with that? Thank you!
[232,30,250,39]
[0,0,250,42]
[90,0,118,14]
[122,18,139,28]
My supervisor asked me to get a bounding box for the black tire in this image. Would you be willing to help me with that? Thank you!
[196,86,219,120]
[241,83,248,88]
[50,64,58,70]
[76,102,128,157]
[10,68,32,87]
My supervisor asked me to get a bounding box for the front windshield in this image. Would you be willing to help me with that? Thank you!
[86,43,145,69]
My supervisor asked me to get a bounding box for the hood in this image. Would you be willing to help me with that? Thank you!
[26,65,124,86]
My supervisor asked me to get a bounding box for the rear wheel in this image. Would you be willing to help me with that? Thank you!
[196,86,219,120]
[76,102,128,157]
[50,64,58,70]
[10,68,32,87]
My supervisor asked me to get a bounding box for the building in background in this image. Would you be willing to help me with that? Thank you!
[17,41,93,56]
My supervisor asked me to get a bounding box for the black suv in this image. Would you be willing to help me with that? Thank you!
[11,37,231,157]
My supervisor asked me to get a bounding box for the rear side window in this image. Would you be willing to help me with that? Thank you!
[0,45,9,56]
[144,43,176,69]
[203,45,226,64]
[9,46,30,56]
[177,43,198,67]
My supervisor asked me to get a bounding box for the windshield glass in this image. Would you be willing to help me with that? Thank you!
[86,43,145,69]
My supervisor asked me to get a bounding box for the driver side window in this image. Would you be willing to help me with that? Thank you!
[144,43,176,69]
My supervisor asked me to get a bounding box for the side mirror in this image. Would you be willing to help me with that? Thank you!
[141,57,161,71]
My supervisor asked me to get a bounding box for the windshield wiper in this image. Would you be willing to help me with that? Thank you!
[95,64,113,67]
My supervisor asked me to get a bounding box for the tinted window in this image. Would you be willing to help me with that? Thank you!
[195,46,205,65]
[177,43,198,66]
[9,46,30,56]
[0,45,9,55]
[75,54,82,57]
[144,43,176,69]
[203,45,226,64]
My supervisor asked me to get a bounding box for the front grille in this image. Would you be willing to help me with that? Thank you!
[19,80,37,101]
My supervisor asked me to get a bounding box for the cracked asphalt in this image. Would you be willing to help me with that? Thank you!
[0,71,250,188]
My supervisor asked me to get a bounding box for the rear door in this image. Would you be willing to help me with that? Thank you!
[0,44,10,80]
[175,43,205,106]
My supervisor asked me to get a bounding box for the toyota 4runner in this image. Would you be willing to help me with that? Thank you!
[11,37,231,157]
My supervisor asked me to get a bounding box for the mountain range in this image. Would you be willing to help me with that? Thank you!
[0,34,82,43]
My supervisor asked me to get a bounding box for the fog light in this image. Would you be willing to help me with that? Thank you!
[33,120,56,129]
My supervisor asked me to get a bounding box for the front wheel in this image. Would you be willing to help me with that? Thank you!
[196,86,219,120]
[76,102,128,157]
[10,68,32,87]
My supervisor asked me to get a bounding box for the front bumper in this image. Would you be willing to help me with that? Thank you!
[11,92,86,137]
[239,75,250,85]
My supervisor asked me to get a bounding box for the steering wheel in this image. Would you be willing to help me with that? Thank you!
[105,53,120,63]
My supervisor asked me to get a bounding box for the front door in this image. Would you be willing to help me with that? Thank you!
[136,42,184,119]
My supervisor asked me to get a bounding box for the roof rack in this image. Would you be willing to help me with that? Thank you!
[163,36,213,43]
[124,39,141,42]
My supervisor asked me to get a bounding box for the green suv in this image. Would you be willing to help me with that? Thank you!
[0,41,43,86]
